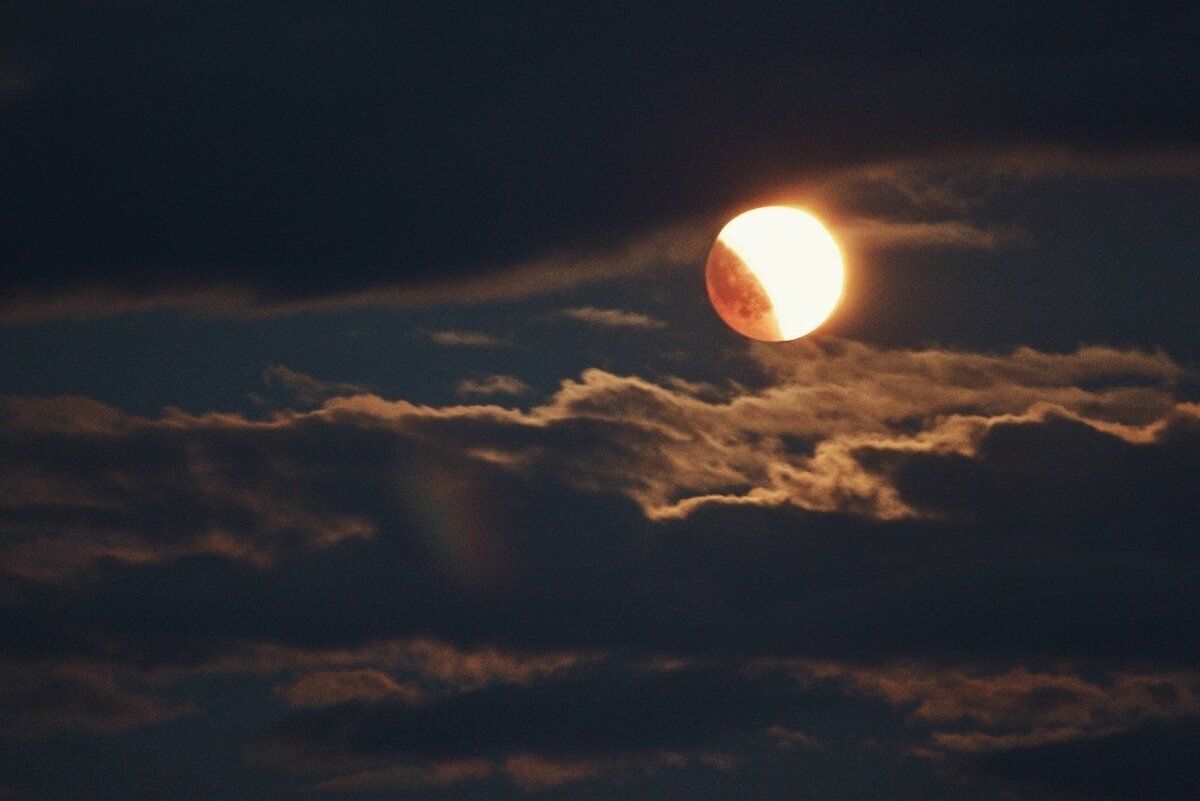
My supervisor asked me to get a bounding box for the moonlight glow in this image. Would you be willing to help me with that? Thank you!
[705,206,844,341]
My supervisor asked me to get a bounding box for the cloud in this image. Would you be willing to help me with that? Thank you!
[274,670,423,708]
[0,220,712,323]
[500,754,603,791]
[252,662,822,778]
[259,365,369,407]
[2,340,1200,796]
[0,396,384,579]
[422,329,509,348]
[762,659,1200,799]
[4,6,1199,797]
[1,343,1196,660]
[549,307,667,330]
[0,663,193,736]
[1,141,1196,325]
[962,718,1200,801]
[744,146,1200,265]
[797,661,1200,746]
[457,374,532,398]
[503,750,739,792]
[306,748,736,793]
[313,759,494,792]
[766,725,823,751]
[795,147,1200,218]
[515,341,1188,520]
[181,638,597,705]
[835,218,1017,251]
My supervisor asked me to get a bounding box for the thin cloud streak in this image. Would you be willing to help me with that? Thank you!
[3,147,1195,324]
[457,375,532,398]
[261,365,369,406]
[423,329,510,348]
[0,221,713,323]
[549,307,667,330]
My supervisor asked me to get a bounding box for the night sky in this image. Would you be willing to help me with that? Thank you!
[2,4,1199,800]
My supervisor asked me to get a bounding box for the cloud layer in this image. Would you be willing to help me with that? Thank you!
[1,340,1198,797]
[2,2,1197,319]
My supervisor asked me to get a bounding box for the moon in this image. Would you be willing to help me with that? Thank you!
[706,206,844,341]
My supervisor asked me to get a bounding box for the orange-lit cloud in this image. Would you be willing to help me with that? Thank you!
[314,759,494,792]
[274,669,423,708]
[304,749,740,794]
[5,147,1195,324]
[1,342,1190,585]
[772,659,1200,758]
[456,374,532,398]
[0,663,193,736]
[192,638,596,696]
[260,365,369,407]
[502,754,602,791]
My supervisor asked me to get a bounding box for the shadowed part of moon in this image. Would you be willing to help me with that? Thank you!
[705,238,782,341]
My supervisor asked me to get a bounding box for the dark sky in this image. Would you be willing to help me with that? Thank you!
[1,4,1199,800]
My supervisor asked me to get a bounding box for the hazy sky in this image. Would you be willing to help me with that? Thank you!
[1,5,1199,800]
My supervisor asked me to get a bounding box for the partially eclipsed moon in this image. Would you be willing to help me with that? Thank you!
[706,206,844,341]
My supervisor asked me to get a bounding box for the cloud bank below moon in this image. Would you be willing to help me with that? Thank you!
[1,339,1198,798]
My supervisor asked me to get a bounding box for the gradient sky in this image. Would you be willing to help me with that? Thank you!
[2,4,1199,800]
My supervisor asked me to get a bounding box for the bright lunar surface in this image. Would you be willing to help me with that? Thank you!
[706,206,844,341]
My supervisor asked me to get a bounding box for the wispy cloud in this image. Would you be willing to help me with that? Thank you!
[456,374,531,398]
[422,329,508,348]
[260,365,368,406]
[1,342,1189,585]
[0,663,193,736]
[309,749,734,793]
[796,661,1200,754]
[550,306,667,330]
[255,664,792,788]
[766,725,823,751]
[835,218,1022,251]
[314,760,494,792]
[3,146,1197,323]
[3,341,1200,796]
[274,669,422,708]
[0,221,713,323]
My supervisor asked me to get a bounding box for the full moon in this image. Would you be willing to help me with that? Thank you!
[706,206,844,341]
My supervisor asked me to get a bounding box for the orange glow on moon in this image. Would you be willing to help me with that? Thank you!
[706,206,844,341]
